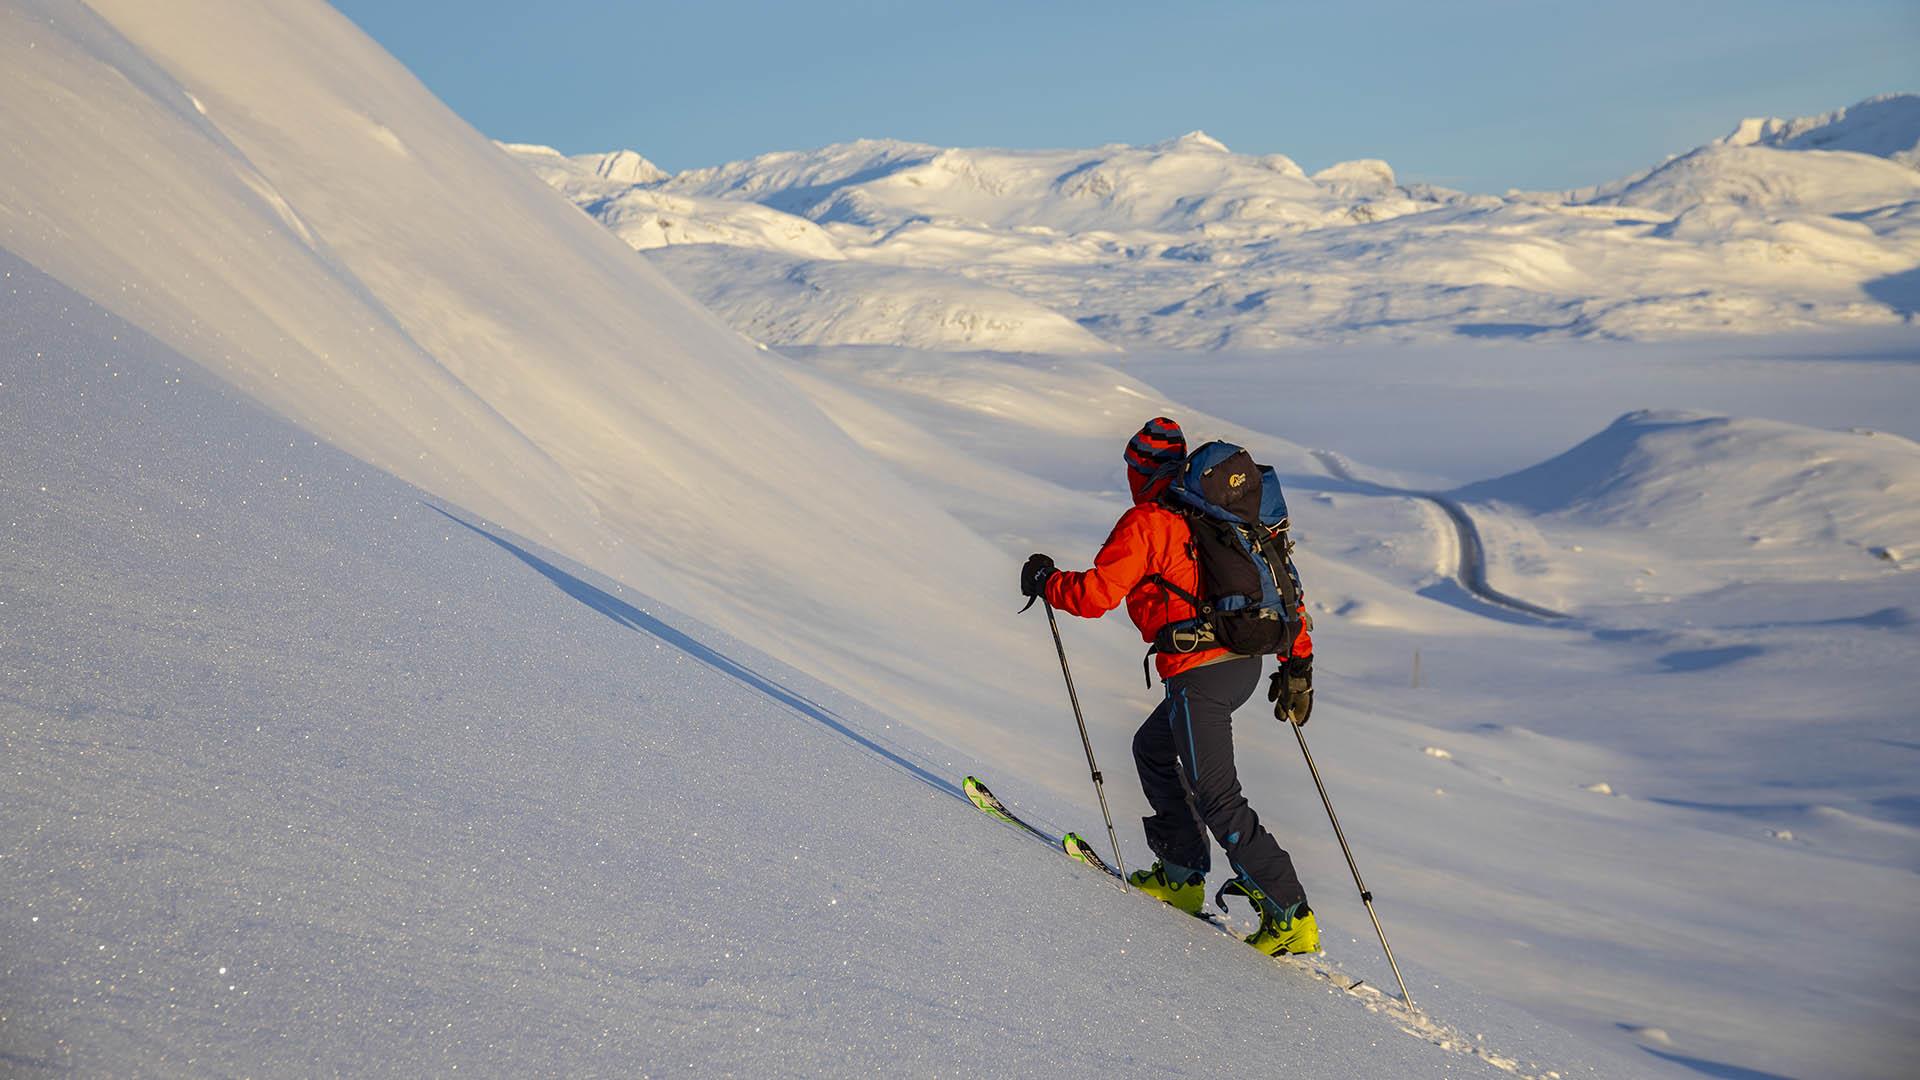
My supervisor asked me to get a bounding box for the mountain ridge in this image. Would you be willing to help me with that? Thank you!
[510,93,1920,352]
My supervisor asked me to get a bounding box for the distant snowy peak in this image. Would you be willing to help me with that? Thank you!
[1311,158,1398,196]
[665,138,942,215]
[497,143,671,184]
[1719,93,1920,168]
[1149,130,1231,153]
[1576,94,1920,216]
[1588,140,1920,215]
[499,142,842,259]
[578,148,669,184]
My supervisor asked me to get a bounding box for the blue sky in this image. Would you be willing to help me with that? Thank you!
[334,0,1918,192]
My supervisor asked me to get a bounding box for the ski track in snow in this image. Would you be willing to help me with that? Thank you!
[972,798,1577,1079]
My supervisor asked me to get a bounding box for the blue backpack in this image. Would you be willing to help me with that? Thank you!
[1146,440,1306,663]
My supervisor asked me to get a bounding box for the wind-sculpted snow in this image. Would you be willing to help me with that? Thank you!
[521,97,1920,351]
[0,0,1077,760]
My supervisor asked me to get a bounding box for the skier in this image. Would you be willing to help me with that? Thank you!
[1019,417,1320,955]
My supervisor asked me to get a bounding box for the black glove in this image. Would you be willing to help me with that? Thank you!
[1019,553,1057,598]
[1269,656,1314,726]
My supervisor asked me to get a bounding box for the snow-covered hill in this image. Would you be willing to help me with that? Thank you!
[1454,409,1920,606]
[1461,411,1920,545]
[517,97,1920,350]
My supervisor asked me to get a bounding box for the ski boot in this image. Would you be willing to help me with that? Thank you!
[1127,860,1207,917]
[1218,876,1321,956]
[1245,903,1320,956]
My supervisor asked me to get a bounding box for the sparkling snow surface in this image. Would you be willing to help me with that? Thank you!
[3,1,1917,1078]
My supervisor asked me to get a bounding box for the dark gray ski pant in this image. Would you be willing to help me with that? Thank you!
[1133,655,1308,909]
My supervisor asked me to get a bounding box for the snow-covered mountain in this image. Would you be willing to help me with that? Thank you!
[502,140,1119,353]
[515,96,1920,351]
[1719,93,1920,167]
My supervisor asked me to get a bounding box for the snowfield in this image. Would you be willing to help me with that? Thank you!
[8,253,1599,1077]
[4,1,1917,1078]
[508,95,1920,354]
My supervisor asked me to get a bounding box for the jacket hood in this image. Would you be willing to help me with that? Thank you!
[1128,465,1174,505]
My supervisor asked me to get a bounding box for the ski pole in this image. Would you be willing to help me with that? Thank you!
[1040,600,1128,886]
[1285,711,1415,1009]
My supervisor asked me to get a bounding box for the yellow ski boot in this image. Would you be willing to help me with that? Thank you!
[1126,861,1207,917]
[1245,904,1320,956]
[1219,875,1321,956]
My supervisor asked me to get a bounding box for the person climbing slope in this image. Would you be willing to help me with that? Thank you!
[1019,416,1321,955]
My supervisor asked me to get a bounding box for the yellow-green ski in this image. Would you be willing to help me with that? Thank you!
[964,775,1120,880]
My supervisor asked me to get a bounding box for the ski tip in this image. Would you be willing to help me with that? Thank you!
[1062,832,1118,876]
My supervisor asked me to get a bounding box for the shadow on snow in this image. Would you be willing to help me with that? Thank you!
[1639,1044,1798,1080]
[428,504,963,804]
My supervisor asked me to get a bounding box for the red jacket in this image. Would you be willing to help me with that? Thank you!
[1044,473,1312,680]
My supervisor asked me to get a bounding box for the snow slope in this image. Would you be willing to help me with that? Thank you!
[0,0,1080,764]
[5,255,1613,1077]
[518,97,1920,350]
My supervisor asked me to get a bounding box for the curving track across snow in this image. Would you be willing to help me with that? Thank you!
[1311,450,1568,622]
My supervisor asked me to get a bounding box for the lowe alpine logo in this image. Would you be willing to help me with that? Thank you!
[1229,472,1248,489]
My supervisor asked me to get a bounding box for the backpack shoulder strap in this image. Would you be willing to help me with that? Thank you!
[1142,571,1204,611]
